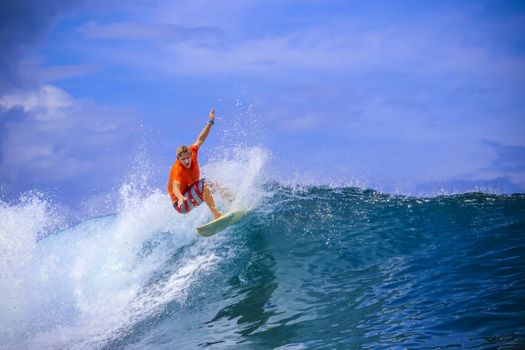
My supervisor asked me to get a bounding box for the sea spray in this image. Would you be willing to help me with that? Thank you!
[0,146,269,349]
[203,146,270,212]
[0,194,61,343]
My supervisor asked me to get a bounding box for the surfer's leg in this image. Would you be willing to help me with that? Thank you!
[203,186,222,219]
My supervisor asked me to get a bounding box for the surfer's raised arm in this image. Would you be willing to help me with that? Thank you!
[194,108,215,147]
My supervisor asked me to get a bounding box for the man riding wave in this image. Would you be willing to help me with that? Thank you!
[167,108,222,219]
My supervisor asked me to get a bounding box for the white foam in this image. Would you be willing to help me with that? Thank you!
[0,146,269,349]
[0,195,55,343]
[203,146,270,212]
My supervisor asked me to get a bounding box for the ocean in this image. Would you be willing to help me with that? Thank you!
[1,148,524,349]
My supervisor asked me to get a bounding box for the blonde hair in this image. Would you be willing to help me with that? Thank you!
[176,145,192,158]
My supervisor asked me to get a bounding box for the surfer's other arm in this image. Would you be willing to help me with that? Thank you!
[194,108,215,147]
[172,180,186,208]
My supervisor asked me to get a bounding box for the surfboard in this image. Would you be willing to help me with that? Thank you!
[196,211,248,237]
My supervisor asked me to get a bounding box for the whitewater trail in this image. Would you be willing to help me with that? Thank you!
[0,147,269,349]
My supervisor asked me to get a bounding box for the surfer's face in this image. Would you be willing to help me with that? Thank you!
[178,152,192,168]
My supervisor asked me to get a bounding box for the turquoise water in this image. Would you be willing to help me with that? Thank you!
[121,186,525,349]
[1,185,525,349]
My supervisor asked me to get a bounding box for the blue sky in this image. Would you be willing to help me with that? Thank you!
[1,0,525,203]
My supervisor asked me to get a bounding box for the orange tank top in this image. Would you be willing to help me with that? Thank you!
[167,144,200,203]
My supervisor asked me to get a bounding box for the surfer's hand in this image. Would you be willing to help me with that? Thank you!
[209,108,215,121]
[177,197,186,208]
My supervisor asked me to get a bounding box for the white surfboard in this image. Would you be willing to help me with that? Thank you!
[196,211,248,237]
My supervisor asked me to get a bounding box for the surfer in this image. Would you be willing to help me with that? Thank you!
[168,108,222,219]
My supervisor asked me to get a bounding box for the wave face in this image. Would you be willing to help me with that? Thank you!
[1,151,525,349]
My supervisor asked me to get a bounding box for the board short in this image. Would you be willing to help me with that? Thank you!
[173,179,205,214]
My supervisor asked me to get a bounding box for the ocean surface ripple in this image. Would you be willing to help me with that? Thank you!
[122,186,525,349]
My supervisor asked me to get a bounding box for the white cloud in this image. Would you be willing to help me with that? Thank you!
[0,85,141,186]
[71,14,525,86]
[0,85,72,121]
